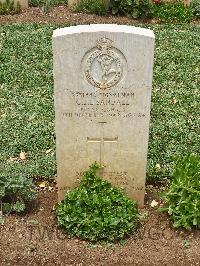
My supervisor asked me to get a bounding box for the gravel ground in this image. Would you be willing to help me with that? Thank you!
[1,187,199,266]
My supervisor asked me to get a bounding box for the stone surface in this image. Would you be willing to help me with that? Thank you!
[0,0,28,8]
[53,24,155,207]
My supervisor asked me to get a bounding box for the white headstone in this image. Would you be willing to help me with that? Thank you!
[53,24,155,208]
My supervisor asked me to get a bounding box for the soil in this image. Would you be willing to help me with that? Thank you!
[0,6,159,25]
[0,185,199,266]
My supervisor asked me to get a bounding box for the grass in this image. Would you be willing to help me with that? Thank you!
[0,24,199,182]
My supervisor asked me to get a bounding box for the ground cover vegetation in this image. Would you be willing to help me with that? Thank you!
[0,23,199,183]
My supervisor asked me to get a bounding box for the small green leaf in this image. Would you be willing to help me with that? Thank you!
[28,219,39,225]
[111,6,119,14]
[13,201,26,213]
[0,217,4,225]
[131,8,140,18]
[193,218,197,226]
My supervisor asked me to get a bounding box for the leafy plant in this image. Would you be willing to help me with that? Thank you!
[0,0,21,15]
[191,0,200,19]
[74,0,108,15]
[158,154,200,229]
[42,0,51,13]
[109,0,152,19]
[151,1,194,22]
[29,0,67,7]
[56,163,138,243]
[0,175,36,214]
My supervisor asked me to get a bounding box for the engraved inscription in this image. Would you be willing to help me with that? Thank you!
[62,111,146,119]
[83,37,125,89]
[61,88,146,122]
[71,170,145,192]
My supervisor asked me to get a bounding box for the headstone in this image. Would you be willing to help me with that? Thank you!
[53,24,155,208]
[0,0,28,9]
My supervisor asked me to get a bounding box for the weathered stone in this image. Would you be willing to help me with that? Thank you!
[53,24,155,207]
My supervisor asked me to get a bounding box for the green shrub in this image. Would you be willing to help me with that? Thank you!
[29,0,67,7]
[29,0,42,6]
[56,163,138,243]
[42,0,52,13]
[0,0,21,15]
[191,0,200,19]
[74,0,108,15]
[158,154,200,229]
[109,0,152,18]
[0,175,36,214]
[151,1,194,22]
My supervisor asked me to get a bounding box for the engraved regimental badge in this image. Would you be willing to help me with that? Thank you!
[83,37,125,90]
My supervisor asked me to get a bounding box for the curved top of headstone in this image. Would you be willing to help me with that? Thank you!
[53,24,154,39]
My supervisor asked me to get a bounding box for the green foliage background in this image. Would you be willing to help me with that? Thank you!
[0,24,199,181]
[0,0,21,15]
[74,0,108,16]
[110,0,153,19]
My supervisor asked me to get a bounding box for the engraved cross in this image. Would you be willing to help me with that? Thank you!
[87,122,118,166]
